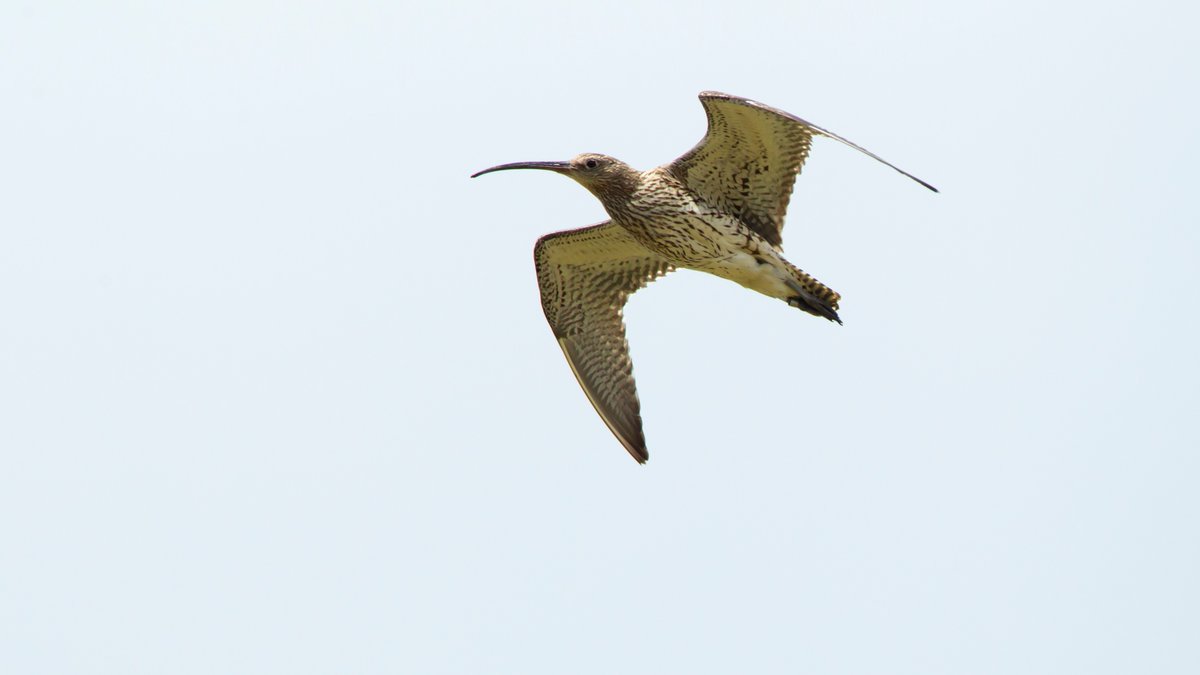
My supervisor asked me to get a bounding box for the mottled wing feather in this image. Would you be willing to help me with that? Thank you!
[534,221,674,463]
[670,91,938,248]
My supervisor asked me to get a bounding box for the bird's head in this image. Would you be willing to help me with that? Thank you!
[472,153,641,205]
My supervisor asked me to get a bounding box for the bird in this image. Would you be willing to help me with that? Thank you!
[472,91,936,463]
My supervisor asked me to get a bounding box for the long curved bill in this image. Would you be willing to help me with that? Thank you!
[470,160,572,178]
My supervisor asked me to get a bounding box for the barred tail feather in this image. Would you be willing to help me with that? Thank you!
[782,262,842,324]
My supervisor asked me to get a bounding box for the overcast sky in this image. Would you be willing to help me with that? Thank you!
[2,1,1197,673]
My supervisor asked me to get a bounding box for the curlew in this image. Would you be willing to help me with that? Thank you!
[472,91,936,463]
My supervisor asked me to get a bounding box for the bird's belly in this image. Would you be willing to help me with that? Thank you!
[689,251,795,299]
[617,214,792,299]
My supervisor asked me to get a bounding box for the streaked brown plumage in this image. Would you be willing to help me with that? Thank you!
[473,91,936,463]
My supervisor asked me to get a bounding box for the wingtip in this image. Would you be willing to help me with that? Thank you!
[618,429,650,464]
[622,437,650,464]
[697,91,941,195]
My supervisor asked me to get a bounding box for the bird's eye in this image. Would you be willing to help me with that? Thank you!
[584,158,599,169]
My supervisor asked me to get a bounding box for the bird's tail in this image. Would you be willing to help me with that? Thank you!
[782,262,842,324]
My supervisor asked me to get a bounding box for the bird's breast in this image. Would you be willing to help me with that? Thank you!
[612,206,764,268]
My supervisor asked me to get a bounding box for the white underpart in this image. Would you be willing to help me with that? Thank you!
[695,249,795,300]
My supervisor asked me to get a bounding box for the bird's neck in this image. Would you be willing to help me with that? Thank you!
[588,171,643,214]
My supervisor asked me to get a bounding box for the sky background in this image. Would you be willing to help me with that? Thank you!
[2,1,1198,673]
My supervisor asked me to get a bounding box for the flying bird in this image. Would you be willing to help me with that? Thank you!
[472,91,936,463]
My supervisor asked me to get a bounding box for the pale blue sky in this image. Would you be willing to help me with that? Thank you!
[2,1,1197,673]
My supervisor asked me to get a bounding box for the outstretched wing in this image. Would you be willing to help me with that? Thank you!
[534,221,674,463]
[670,91,937,248]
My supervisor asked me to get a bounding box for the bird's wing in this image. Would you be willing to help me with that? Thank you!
[535,221,674,463]
[669,91,937,248]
